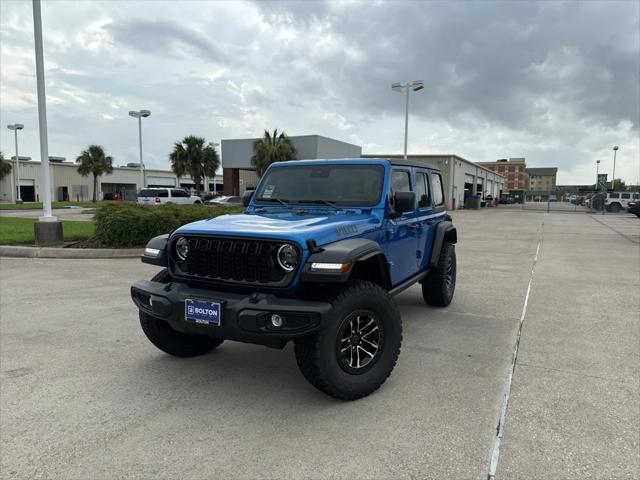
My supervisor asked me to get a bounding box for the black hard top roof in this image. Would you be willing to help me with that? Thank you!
[385,158,442,171]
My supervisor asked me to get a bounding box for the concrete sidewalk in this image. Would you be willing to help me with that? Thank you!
[0,207,95,221]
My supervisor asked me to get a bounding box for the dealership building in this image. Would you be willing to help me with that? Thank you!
[220,135,362,196]
[1,134,503,210]
[221,135,504,210]
[0,157,223,203]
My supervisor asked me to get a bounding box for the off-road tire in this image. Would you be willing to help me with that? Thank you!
[294,280,402,400]
[607,202,621,213]
[422,242,456,307]
[139,268,224,357]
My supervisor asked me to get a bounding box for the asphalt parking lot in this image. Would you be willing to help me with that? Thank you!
[1,209,638,479]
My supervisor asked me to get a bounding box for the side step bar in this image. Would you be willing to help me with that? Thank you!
[388,270,428,297]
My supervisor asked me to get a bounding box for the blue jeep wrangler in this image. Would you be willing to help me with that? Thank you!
[131,159,457,400]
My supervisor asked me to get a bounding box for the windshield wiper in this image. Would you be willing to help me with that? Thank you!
[298,199,339,210]
[255,197,292,207]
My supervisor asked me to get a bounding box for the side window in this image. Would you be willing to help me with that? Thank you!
[390,169,411,210]
[609,193,620,199]
[431,173,445,206]
[621,193,630,199]
[416,171,430,209]
[391,170,411,193]
[633,193,639,200]
[156,190,168,198]
[171,189,188,197]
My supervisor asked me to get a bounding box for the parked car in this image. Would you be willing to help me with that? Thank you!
[201,192,223,202]
[604,192,640,212]
[136,188,203,206]
[569,195,577,204]
[627,201,640,217]
[103,192,123,201]
[208,195,242,206]
[131,158,457,400]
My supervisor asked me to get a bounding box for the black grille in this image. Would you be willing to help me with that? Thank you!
[177,236,295,285]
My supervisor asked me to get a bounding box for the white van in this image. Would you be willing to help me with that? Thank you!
[137,188,203,206]
[605,192,640,212]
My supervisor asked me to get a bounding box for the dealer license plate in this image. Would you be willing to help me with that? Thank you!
[185,299,222,326]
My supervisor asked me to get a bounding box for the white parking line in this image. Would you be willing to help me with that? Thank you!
[487,216,544,480]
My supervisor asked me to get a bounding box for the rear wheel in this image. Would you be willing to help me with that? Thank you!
[294,281,402,400]
[139,268,223,357]
[422,242,456,307]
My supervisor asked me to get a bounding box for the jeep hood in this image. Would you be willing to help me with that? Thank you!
[174,210,383,248]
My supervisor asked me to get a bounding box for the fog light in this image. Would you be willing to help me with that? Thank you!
[271,314,284,328]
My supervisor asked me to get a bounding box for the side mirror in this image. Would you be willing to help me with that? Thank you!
[392,191,416,215]
[242,190,254,207]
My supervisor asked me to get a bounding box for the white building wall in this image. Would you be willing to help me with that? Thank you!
[0,162,223,203]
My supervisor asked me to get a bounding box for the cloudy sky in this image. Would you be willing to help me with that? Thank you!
[1,0,638,184]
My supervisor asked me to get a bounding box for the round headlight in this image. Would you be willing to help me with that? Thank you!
[175,237,189,262]
[276,244,299,272]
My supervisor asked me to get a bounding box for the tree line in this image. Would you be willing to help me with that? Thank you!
[0,129,296,202]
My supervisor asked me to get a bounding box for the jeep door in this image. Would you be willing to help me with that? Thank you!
[414,169,437,270]
[385,168,420,285]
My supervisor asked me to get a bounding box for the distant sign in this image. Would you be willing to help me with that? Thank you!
[597,174,608,191]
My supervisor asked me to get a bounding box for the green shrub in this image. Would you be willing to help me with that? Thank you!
[94,203,243,247]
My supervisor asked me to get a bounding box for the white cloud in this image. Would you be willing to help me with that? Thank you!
[0,0,638,186]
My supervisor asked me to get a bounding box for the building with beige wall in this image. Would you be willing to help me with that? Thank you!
[0,158,222,203]
[526,167,557,192]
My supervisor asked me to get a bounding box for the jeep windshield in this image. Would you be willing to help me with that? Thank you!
[254,164,384,207]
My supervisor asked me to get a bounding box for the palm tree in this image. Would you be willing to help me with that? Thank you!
[0,152,11,181]
[251,129,296,177]
[76,145,114,202]
[170,136,220,195]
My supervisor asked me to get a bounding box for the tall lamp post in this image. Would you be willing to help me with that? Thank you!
[7,124,24,203]
[129,109,151,189]
[32,0,62,246]
[611,146,619,191]
[392,80,424,160]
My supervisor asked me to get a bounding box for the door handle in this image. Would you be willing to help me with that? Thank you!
[409,223,421,230]
[426,219,437,225]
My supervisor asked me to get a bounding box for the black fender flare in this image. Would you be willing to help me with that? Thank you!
[301,238,390,287]
[141,233,169,267]
[429,220,457,268]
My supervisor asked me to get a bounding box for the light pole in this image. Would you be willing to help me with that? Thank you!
[129,109,151,189]
[392,80,424,160]
[596,160,600,190]
[7,124,24,202]
[212,141,220,194]
[611,146,619,191]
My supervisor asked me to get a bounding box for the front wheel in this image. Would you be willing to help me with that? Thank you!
[294,281,402,400]
[607,203,621,213]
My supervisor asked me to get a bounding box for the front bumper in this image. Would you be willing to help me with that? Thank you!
[131,280,333,348]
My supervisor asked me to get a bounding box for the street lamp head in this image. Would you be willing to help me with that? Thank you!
[613,146,619,151]
[129,110,151,118]
[7,124,24,130]
[411,80,424,91]
[391,82,404,92]
[596,160,600,164]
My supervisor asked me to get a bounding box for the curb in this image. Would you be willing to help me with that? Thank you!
[0,245,142,259]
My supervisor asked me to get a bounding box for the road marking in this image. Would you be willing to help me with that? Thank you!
[487,216,544,480]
